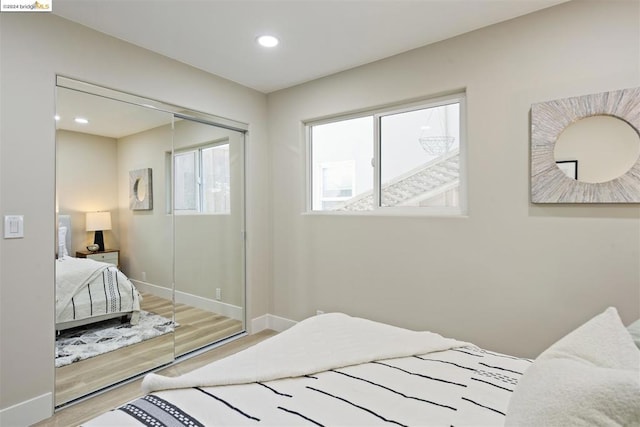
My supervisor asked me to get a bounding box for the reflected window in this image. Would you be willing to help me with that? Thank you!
[172,142,230,214]
[174,151,198,211]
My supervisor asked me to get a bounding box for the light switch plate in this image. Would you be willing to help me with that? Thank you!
[4,215,24,238]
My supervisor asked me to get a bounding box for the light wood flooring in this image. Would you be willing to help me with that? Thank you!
[55,293,244,406]
[38,329,277,427]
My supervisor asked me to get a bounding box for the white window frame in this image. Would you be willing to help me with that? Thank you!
[305,92,467,216]
[169,139,231,215]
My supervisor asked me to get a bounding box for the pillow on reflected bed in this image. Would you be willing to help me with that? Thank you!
[505,307,640,427]
[58,226,69,258]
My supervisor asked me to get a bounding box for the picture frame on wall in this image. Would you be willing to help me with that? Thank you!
[555,160,578,180]
[129,168,153,210]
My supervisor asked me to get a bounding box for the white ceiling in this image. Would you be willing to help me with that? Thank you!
[53,0,568,94]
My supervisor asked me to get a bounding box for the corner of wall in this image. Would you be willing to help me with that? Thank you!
[251,313,297,333]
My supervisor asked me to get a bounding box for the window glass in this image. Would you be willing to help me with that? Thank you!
[307,93,465,214]
[320,161,355,210]
[201,145,230,213]
[311,116,373,211]
[380,102,460,208]
[174,150,197,211]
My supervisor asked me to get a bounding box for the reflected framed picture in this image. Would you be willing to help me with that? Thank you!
[129,168,153,210]
[556,160,578,180]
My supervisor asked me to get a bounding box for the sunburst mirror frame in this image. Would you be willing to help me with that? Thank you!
[530,87,640,203]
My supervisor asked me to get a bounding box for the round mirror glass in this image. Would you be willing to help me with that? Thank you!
[554,115,640,183]
[134,177,146,201]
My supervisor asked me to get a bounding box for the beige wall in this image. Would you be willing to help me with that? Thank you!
[117,122,174,290]
[56,130,120,254]
[266,0,640,358]
[0,13,269,421]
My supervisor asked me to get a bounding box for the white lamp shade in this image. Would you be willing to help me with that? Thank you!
[86,211,112,231]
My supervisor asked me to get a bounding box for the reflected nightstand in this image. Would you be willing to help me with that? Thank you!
[76,249,119,268]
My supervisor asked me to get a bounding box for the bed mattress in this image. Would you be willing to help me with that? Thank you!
[85,314,532,426]
[56,256,141,330]
[85,308,640,426]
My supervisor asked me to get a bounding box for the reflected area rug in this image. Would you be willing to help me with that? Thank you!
[56,311,176,367]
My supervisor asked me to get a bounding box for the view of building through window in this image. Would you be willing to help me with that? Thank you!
[309,96,463,213]
[311,116,373,211]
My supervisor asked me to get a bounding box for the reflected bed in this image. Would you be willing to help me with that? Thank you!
[56,215,141,331]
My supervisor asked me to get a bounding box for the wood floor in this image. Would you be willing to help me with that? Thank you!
[55,292,244,406]
[38,329,277,427]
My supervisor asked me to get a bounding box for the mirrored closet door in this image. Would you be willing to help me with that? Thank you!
[54,77,247,406]
[173,118,246,356]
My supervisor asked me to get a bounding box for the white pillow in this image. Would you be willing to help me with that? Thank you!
[628,319,640,351]
[58,225,69,258]
[505,307,640,426]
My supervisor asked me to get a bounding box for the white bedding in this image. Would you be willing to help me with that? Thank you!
[84,308,640,426]
[87,314,533,426]
[56,256,141,327]
[143,312,469,392]
[505,307,640,426]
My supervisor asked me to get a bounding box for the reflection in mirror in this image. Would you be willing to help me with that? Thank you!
[531,86,640,203]
[554,115,640,183]
[55,86,175,406]
[134,178,146,201]
[172,118,246,356]
[55,76,248,406]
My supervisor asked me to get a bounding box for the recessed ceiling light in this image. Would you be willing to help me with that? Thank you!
[54,115,60,121]
[257,35,279,48]
[74,117,89,124]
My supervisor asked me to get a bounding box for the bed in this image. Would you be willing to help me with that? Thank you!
[56,215,141,332]
[84,307,640,426]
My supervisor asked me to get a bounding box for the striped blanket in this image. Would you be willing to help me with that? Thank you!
[56,256,140,326]
[86,314,532,426]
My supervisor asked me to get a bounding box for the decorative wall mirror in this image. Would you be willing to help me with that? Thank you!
[531,87,640,203]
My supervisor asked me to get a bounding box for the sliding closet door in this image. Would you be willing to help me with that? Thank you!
[55,83,175,405]
[172,118,246,356]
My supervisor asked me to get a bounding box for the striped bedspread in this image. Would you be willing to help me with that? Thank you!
[87,346,530,426]
[56,256,141,326]
[86,320,532,426]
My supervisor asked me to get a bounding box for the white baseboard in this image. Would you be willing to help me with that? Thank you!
[131,281,297,333]
[132,280,173,300]
[132,280,243,321]
[251,314,297,333]
[0,392,52,426]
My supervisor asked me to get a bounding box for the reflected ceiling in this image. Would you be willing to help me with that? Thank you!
[56,88,173,138]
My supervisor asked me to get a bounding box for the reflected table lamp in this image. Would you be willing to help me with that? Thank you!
[86,211,112,252]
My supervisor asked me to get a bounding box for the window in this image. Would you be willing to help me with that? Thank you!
[172,142,230,214]
[308,93,465,214]
[318,161,356,210]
